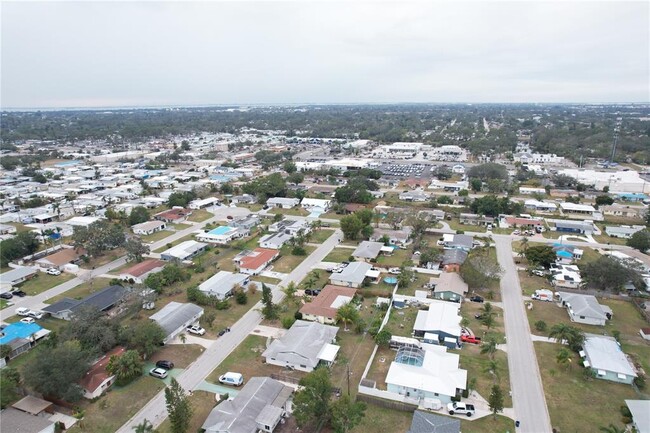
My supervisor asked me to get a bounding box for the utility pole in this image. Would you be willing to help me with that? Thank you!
[347,364,350,396]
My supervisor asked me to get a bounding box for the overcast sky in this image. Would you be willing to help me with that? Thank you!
[2,1,649,108]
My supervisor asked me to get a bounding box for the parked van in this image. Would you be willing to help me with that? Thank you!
[219,372,244,387]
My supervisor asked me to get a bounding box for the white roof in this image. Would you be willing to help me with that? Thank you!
[583,334,636,378]
[625,400,650,433]
[301,198,331,206]
[385,344,467,397]
[199,271,249,296]
[414,300,462,337]
[560,202,596,212]
[316,343,340,363]
[65,216,101,226]
[330,295,353,309]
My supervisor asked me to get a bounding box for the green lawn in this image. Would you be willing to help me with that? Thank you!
[156,391,217,433]
[447,219,487,233]
[518,270,553,297]
[188,209,213,222]
[455,344,512,407]
[67,376,166,433]
[534,341,639,433]
[251,275,281,285]
[349,404,413,433]
[269,207,309,216]
[44,277,114,304]
[311,229,335,243]
[376,248,411,268]
[141,229,174,243]
[0,299,10,309]
[152,233,195,253]
[461,415,515,433]
[273,246,315,273]
[579,247,602,264]
[320,212,344,220]
[17,272,75,296]
[383,304,419,338]
[324,248,355,263]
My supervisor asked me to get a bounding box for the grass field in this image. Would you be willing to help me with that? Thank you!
[17,272,75,296]
[376,248,411,268]
[269,207,309,216]
[324,248,355,263]
[347,404,413,433]
[188,209,213,222]
[447,219,487,233]
[141,229,175,243]
[272,246,315,273]
[149,344,204,368]
[456,344,512,407]
[461,415,516,433]
[66,376,166,433]
[152,233,195,253]
[518,270,553,297]
[311,229,335,243]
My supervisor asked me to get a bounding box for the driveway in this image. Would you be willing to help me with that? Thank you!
[494,235,552,433]
[116,229,344,432]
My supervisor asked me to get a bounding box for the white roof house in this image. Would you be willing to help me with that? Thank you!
[262,320,339,372]
[131,220,166,235]
[581,334,637,384]
[266,197,300,209]
[159,240,207,262]
[385,343,467,404]
[551,267,582,289]
[625,400,650,433]
[329,262,374,288]
[199,271,250,300]
[0,267,38,291]
[557,292,611,326]
[352,241,384,261]
[65,216,101,227]
[413,300,462,346]
[188,196,220,209]
[150,302,204,344]
[301,198,331,210]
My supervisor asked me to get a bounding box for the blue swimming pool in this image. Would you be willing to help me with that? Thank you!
[384,277,398,284]
[208,226,233,235]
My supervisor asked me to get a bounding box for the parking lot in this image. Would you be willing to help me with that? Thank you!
[378,162,434,179]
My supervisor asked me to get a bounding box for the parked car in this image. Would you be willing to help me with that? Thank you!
[304,289,321,296]
[186,325,206,336]
[388,267,401,275]
[27,310,43,319]
[461,334,482,344]
[11,290,26,297]
[45,268,61,276]
[219,372,244,387]
[531,269,546,277]
[0,292,13,300]
[469,295,484,303]
[155,360,175,370]
[149,367,168,379]
[16,307,30,316]
[20,317,35,324]
[512,229,521,235]
[447,402,476,417]
[218,328,230,337]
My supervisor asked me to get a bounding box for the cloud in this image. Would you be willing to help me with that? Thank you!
[1,1,648,108]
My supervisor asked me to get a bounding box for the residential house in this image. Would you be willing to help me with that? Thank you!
[154,208,192,223]
[554,220,595,235]
[131,220,167,236]
[65,216,102,227]
[266,197,299,209]
[260,219,310,250]
[580,334,637,384]
[42,285,128,320]
[299,285,357,325]
[440,249,468,272]
[440,234,473,253]
[300,198,331,211]
[498,215,543,229]
[430,273,468,303]
[199,271,250,300]
[605,225,645,239]
[231,194,257,205]
[352,241,385,262]
[418,209,446,221]
[201,377,293,433]
[196,226,247,244]
[0,322,51,359]
[119,259,165,284]
[459,213,493,226]
[189,197,220,210]
[369,227,413,247]
[262,320,339,372]
[80,346,126,399]
[518,187,547,195]
[407,411,460,433]
[601,204,646,220]
[557,292,612,326]
[150,302,204,344]
[399,190,429,202]
[559,202,602,220]
[413,300,462,348]
[523,199,557,213]
[329,261,376,288]
[640,328,650,341]
[35,247,85,270]
[0,407,55,433]
[234,248,279,275]
[0,267,38,292]
[229,215,260,231]
[551,265,582,289]
[160,240,207,261]
[0,224,17,235]
[625,400,650,433]
[385,343,467,405]
[553,245,584,264]
[259,231,293,250]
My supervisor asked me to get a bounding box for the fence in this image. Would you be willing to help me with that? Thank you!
[270,373,341,395]
[356,390,419,413]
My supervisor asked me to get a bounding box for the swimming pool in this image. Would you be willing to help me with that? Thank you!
[208,226,233,235]
[384,276,398,284]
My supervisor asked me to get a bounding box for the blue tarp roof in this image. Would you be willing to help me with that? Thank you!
[556,250,573,258]
[0,322,43,345]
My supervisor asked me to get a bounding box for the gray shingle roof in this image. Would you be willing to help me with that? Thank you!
[150,302,204,338]
[352,241,383,259]
[408,411,460,433]
[262,320,338,370]
[41,285,127,315]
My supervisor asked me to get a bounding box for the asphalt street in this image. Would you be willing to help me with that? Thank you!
[494,235,553,433]
[116,228,343,432]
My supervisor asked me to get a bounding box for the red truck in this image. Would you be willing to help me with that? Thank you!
[461,334,482,344]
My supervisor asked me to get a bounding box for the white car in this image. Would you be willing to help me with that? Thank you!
[27,310,44,319]
[45,268,61,276]
[186,325,206,336]
[149,367,168,379]
[16,307,30,316]
[388,267,401,275]
[20,317,35,324]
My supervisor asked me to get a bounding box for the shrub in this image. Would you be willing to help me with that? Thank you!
[534,320,547,332]
[634,374,646,390]
[249,283,258,295]
[294,311,303,320]
[456,230,465,234]
[215,299,230,310]
[166,243,173,249]
[281,316,296,329]
[235,290,248,305]
[292,246,307,256]
[462,389,469,398]
[348,256,355,262]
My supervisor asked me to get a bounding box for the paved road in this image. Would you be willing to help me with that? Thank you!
[116,229,343,432]
[494,235,552,433]
[0,215,222,322]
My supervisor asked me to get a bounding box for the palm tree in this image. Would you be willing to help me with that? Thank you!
[556,348,572,369]
[133,419,154,433]
[482,302,494,315]
[483,359,500,383]
[549,323,574,345]
[179,333,187,344]
[480,338,498,360]
[520,236,529,253]
[336,303,359,331]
